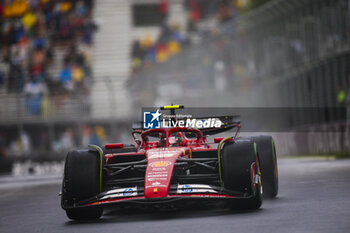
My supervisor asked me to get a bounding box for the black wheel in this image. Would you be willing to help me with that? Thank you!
[222,139,262,210]
[252,135,278,198]
[61,150,103,220]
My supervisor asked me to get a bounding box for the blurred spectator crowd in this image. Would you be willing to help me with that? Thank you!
[0,0,96,115]
[130,0,271,75]
[131,24,186,75]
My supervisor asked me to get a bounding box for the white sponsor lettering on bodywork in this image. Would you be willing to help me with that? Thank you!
[101,187,137,200]
[176,184,218,194]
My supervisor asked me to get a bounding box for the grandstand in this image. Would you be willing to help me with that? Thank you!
[0,0,189,164]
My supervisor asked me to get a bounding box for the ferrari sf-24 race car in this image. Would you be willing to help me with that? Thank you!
[61,105,278,220]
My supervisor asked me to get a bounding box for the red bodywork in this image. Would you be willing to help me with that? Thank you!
[105,127,216,199]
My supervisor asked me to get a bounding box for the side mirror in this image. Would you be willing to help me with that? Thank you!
[214,137,224,143]
[105,143,124,149]
[214,137,233,143]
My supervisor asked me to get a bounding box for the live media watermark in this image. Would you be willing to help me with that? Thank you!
[143,109,222,129]
[141,107,348,132]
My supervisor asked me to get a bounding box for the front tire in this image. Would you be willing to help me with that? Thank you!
[222,139,262,210]
[61,150,103,220]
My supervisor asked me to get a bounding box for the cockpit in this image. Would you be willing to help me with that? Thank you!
[141,128,203,148]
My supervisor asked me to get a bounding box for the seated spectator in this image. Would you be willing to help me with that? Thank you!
[89,125,106,146]
[145,47,156,63]
[156,42,169,63]
[168,40,181,55]
[33,49,45,66]
[76,1,88,16]
[23,78,47,115]
[22,11,37,30]
[33,36,47,50]
[95,125,106,144]
[59,64,73,91]
[31,64,45,82]
[18,36,29,62]
[72,64,84,91]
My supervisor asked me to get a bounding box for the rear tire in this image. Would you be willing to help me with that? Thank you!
[61,150,103,220]
[222,139,262,210]
[252,136,278,198]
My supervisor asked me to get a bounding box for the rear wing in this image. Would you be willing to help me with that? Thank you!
[133,115,240,135]
[198,115,240,136]
[135,105,240,135]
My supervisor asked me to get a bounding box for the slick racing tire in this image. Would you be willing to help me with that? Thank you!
[61,150,103,220]
[252,135,278,198]
[222,139,262,210]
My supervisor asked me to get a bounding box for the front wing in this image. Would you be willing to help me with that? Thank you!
[62,184,255,209]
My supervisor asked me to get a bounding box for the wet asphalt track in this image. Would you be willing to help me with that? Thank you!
[1,158,350,233]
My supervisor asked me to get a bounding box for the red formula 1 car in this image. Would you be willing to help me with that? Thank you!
[61,105,278,220]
